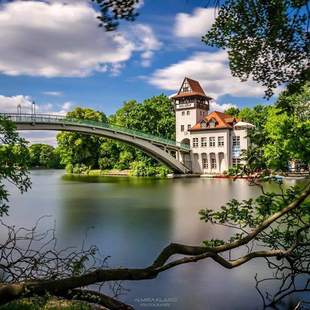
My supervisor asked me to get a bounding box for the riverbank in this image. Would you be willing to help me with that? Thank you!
[87,169,131,176]
[68,169,309,180]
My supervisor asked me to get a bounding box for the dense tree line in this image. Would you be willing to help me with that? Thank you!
[56,94,174,177]
[28,144,62,169]
[55,85,309,176]
[225,82,310,172]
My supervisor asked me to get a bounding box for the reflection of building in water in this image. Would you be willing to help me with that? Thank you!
[171,77,254,174]
[169,178,255,243]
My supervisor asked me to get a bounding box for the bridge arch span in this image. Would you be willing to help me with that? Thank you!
[2,113,190,174]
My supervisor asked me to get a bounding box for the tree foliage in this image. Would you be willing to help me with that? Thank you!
[223,106,240,117]
[227,83,310,171]
[28,144,62,169]
[57,95,174,176]
[263,107,310,169]
[203,0,309,97]
[92,0,140,31]
[276,81,310,119]
[0,116,31,217]
[111,95,175,139]
[57,108,108,171]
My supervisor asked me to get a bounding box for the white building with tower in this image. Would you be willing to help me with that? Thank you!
[171,77,253,174]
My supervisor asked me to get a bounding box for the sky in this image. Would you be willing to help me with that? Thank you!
[0,0,276,145]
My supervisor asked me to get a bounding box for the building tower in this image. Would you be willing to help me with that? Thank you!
[171,77,212,145]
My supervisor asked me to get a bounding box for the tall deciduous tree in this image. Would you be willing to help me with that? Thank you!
[57,108,108,171]
[28,144,62,169]
[111,95,175,139]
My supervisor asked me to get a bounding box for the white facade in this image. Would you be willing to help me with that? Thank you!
[175,103,208,144]
[172,78,251,174]
[187,127,250,174]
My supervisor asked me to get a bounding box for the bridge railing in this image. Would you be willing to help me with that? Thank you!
[0,113,191,151]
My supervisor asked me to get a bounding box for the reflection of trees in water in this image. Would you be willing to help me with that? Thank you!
[1,177,309,309]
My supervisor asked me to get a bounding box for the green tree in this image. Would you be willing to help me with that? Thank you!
[263,108,310,170]
[57,107,108,171]
[56,98,174,176]
[276,81,310,119]
[238,105,271,129]
[203,0,309,97]
[0,116,31,216]
[28,144,42,167]
[224,107,240,117]
[29,144,62,169]
[112,95,175,139]
[230,83,309,173]
[39,145,62,168]
[109,94,175,175]
[98,140,121,170]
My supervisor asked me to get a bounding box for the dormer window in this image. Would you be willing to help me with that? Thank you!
[201,121,207,129]
[209,119,216,128]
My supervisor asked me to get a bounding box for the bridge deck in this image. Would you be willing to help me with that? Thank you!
[1,113,190,152]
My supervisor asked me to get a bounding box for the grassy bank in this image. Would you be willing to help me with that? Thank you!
[87,169,130,176]
[66,163,171,178]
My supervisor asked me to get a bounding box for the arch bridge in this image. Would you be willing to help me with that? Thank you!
[0,113,191,174]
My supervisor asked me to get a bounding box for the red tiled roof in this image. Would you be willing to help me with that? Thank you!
[190,111,240,131]
[171,77,212,100]
[186,78,206,95]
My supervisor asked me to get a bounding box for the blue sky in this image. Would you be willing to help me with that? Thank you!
[0,0,275,144]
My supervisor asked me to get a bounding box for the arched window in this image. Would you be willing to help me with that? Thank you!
[201,153,208,169]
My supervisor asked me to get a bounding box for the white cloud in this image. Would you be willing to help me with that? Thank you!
[42,91,63,97]
[19,131,58,146]
[0,95,73,114]
[209,101,237,112]
[0,95,33,113]
[174,8,217,38]
[0,95,74,145]
[0,1,160,77]
[149,51,266,99]
[127,24,162,67]
[56,102,73,115]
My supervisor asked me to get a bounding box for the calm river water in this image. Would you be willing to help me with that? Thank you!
[3,170,304,309]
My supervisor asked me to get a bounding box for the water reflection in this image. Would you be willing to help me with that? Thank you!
[3,170,306,309]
